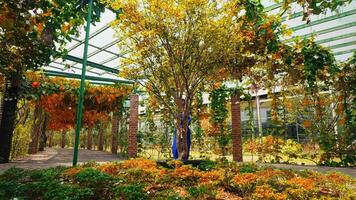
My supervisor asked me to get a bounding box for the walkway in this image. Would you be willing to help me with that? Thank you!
[0,148,354,177]
[0,148,121,172]
[262,163,355,177]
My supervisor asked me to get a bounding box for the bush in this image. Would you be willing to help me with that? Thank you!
[187,185,216,199]
[114,184,149,200]
[0,159,354,200]
[74,168,114,199]
[197,159,217,171]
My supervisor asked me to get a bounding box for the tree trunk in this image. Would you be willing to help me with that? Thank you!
[28,102,44,154]
[38,115,48,151]
[175,97,191,160]
[0,75,21,163]
[231,90,243,162]
[48,131,54,147]
[86,128,93,150]
[0,76,5,128]
[98,124,105,151]
[111,111,119,154]
[128,94,139,158]
[61,130,66,148]
[176,112,189,160]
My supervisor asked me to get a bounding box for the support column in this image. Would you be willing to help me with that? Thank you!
[72,0,93,166]
[128,94,139,158]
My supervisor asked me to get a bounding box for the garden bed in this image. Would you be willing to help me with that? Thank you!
[0,159,354,200]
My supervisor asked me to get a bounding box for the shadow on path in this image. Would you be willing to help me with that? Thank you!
[0,148,122,172]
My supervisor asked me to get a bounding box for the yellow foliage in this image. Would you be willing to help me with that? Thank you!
[96,163,120,175]
[252,185,287,200]
[121,158,157,170]
[287,177,315,191]
[233,173,259,186]
[199,170,224,185]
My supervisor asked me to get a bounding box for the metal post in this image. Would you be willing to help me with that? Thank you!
[255,89,263,137]
[72,0,93,166]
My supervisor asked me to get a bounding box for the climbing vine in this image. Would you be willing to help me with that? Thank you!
[209,85,230,156]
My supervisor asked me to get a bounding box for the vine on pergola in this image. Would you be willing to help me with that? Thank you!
[26,72,132,131]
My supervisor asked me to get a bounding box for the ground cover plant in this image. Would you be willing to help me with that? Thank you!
[0,159,354,200]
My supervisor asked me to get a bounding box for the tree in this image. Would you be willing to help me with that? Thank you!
[0,0,105,162]
[214,0,287,161]
[109,0,228,159]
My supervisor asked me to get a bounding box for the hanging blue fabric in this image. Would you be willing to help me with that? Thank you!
[172,115,191,159]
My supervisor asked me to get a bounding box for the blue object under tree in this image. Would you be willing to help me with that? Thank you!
[172,115,191,159]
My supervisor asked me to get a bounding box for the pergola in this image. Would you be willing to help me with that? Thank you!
[42,0,356,165]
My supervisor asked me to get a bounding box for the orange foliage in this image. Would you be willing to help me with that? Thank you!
[62,167,83,177]
[253,185,287,200]
[170,165,201,180]
[96,163,121,175]
[121,158,157,170]
[287,177,315,191]
[233,173,259,186]
[199,170,224,185]
[27,72,132,131]
[325,172,351,184]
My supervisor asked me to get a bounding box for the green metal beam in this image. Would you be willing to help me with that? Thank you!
[90,81,115,86]
[71,37,121,57]
[64,54,119,74]
[334,49,356,56]
[73,0,93,166]
[68,22,113,52]
[44,70,134,84]
[282,11,303,21]
[264,3,282,12]
[329,40,356,50]
[291,9,356,31]
[284,22,356,43]
[316,32,356,45]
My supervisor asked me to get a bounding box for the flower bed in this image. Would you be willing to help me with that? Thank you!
[0,159,354,200]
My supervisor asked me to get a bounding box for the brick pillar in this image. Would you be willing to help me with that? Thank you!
[128,94,138,158]
[231,90,243,162]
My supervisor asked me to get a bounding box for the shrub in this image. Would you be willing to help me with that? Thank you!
[0,159,354,200]
[0,168,26,198]
[197,159,217,171]
[74,168,114,199]
[114,183,149,200]
[252,185,287,200]
[187,185,216,199]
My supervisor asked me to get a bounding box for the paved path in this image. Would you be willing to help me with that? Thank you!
[0,148,354,177]
[0,148,122,172]
[261,163,355,177]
